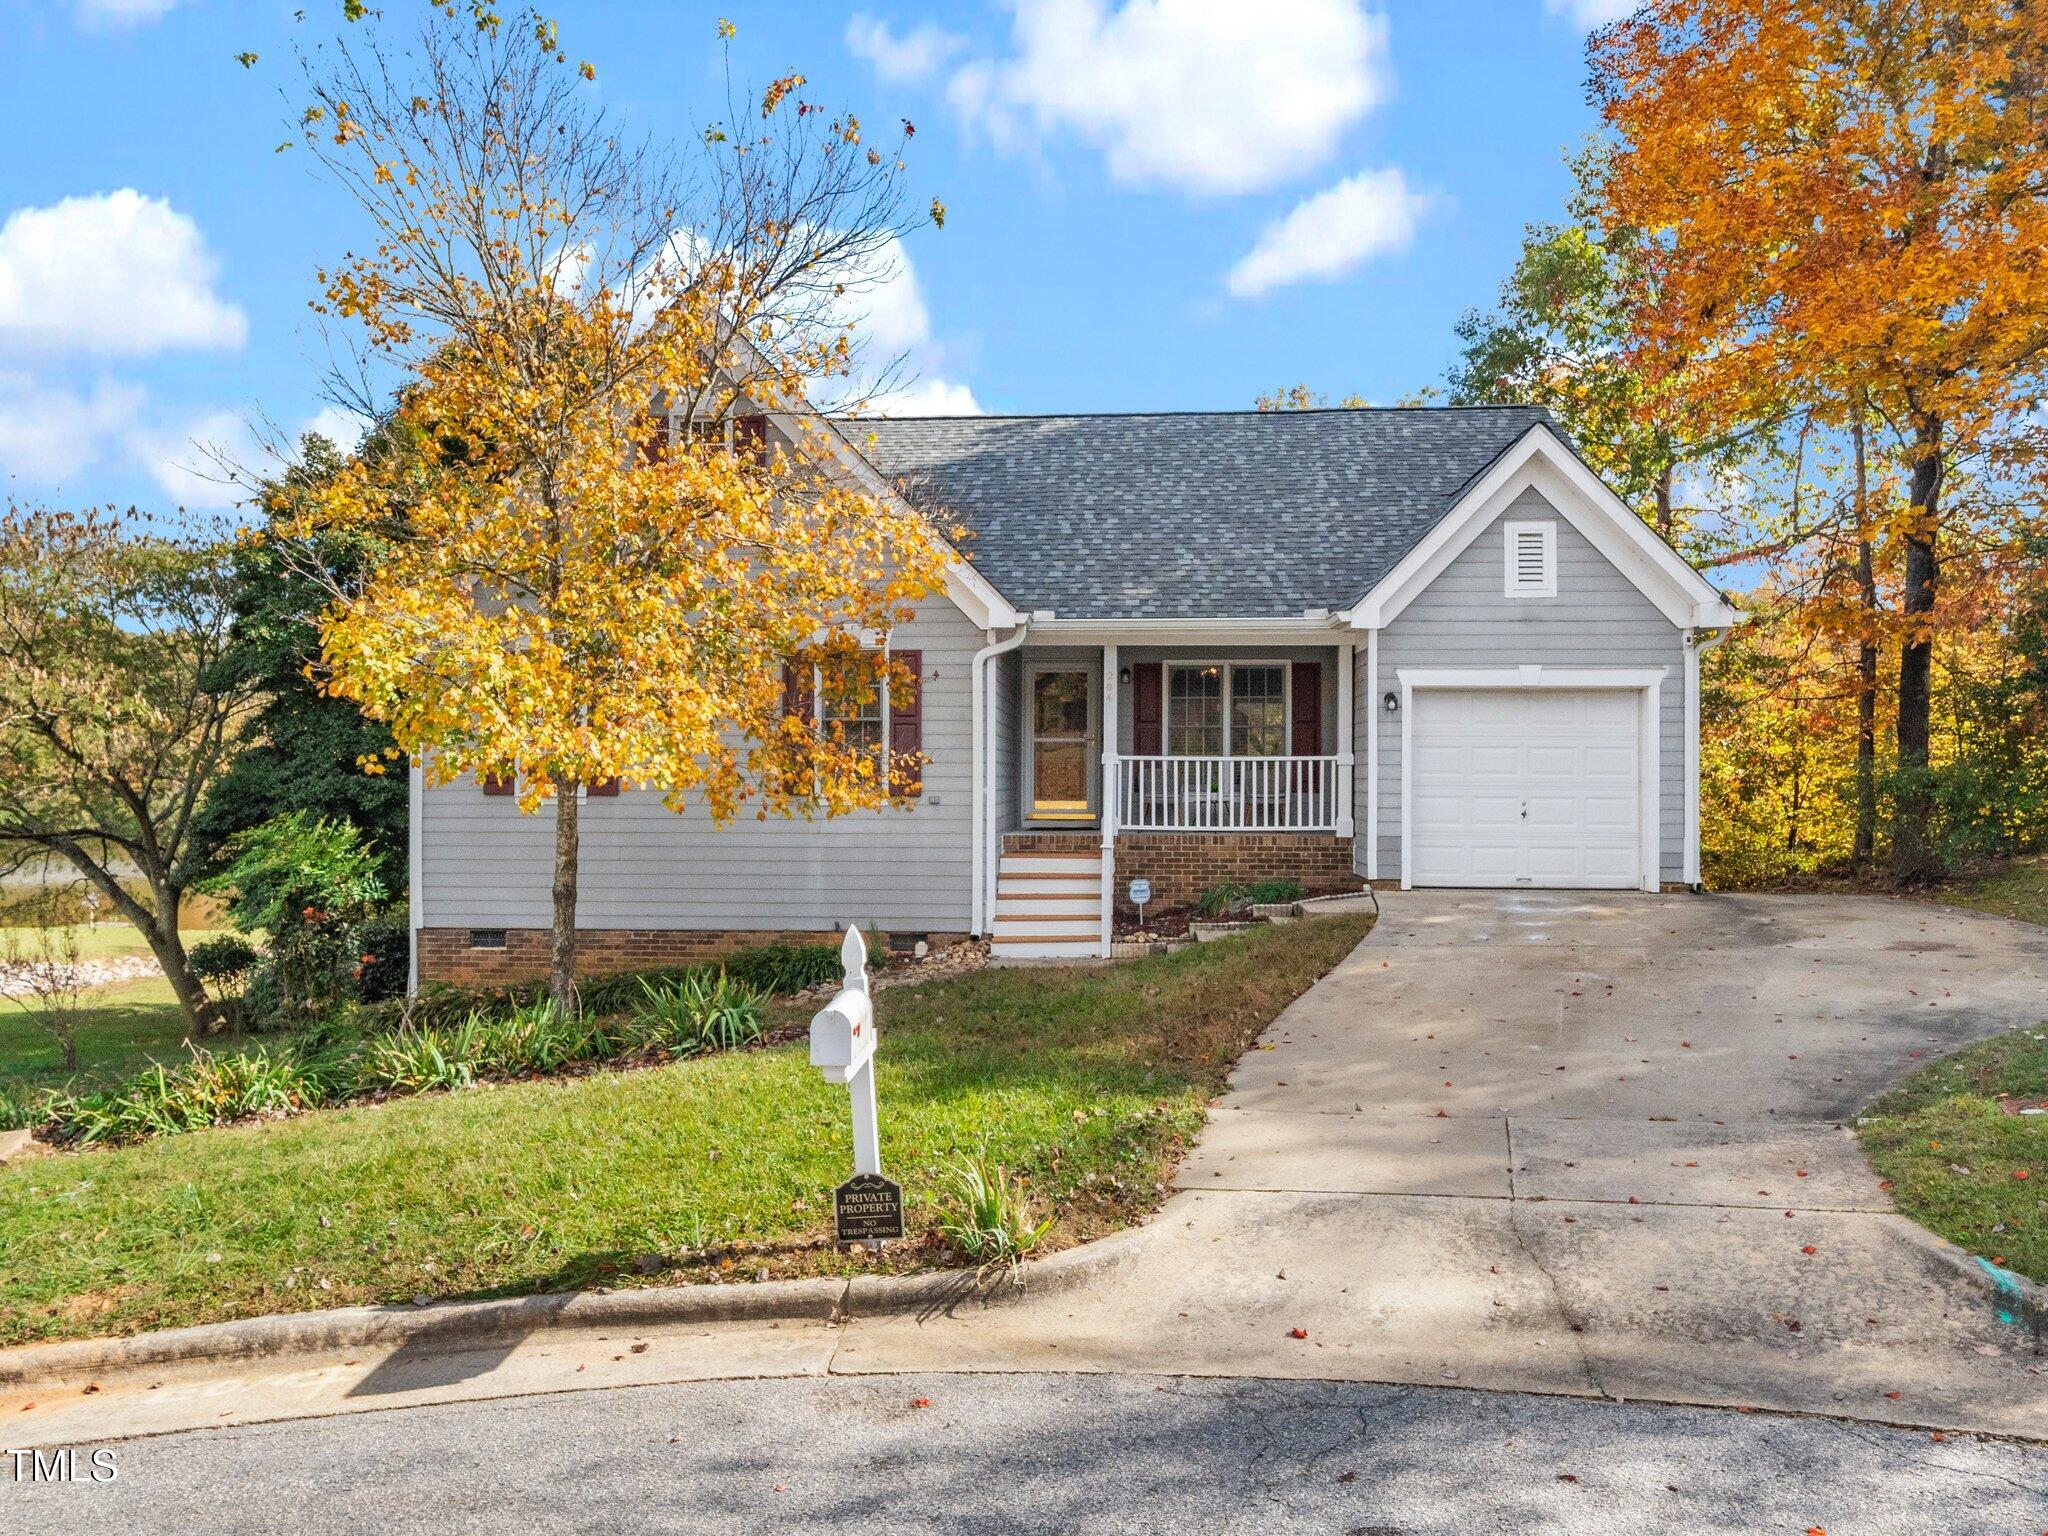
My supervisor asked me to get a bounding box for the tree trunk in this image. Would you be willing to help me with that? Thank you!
[1890,421,1943,884]
[1851,416,1879,869]
[549,779,580,1013]
[1654,460,1675,539]
[144,916,220,1037]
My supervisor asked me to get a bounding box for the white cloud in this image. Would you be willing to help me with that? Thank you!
[812,234,982,416]
[1545,0,1636,27]
[0,190,247,358]
[872,377,984,417]
[0,373,145,483]
[128,408,257,509]
[74,0,181,26]
[1225,167,1428,298]
[302,405,372,452]
[844,13,965,85]
[946,0,1388,195]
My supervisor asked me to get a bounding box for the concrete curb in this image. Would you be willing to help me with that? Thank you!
[0,1224,1151,1391]
[1902,1224,2048,1343]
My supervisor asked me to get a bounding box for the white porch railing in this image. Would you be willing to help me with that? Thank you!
[1114,754,1344,832]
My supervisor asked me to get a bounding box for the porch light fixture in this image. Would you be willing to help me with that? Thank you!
[1382,691,1400,714]
[1118,665,1132,685]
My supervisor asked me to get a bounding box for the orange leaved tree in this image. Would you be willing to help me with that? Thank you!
[1590,0,2048,878]
[278,9,951,1008]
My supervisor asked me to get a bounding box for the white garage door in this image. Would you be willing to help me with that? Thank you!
[1409,689,1641,888]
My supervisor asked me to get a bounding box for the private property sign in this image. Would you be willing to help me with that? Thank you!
[834,1172,904,1242]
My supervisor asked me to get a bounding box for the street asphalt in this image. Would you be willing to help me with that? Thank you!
[7,1372,2044,1535]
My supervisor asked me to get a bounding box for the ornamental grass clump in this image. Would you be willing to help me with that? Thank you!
[47,1043,336,1146]
[934,1154,1054,1276]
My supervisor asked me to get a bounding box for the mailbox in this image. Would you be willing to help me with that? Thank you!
[808,927,875,1085]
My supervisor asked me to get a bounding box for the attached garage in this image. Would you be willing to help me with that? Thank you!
[1397,670,1665,893]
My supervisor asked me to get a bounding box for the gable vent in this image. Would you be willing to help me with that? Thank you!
[1504,521,1557,598]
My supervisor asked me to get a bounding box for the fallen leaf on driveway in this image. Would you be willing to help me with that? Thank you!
[1801,1245,1817,1255]
[1289,1327,1309,1340]
[1884,1391,1901,1400]
[1557,1473,1578,1483]
[910,1397,932,1408]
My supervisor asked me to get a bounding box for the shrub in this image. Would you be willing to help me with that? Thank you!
[355,912,410,1003]
[0,1082,49,1133]
[188,933,260,991]
[721,941,843,994]
[933,1154,1053,1275]
[199,812,387,1022]
[1193,878,1306,918]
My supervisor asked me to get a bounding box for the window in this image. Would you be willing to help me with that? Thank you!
[1230,665,1287,756]
[668,411,769,463]
[820,660,886,766]
[1167,666,1223,756]
[1165,664,1289,757]
[1504,521,1557,598]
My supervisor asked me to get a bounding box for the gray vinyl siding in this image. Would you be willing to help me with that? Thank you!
[1361,487,1687,884]
[991,647,1023,836]
[419,591,981,934]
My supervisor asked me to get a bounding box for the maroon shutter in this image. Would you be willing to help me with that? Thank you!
[481,773,515,796]
[782,662,815,723]
[1290,661,1322,755]
[779,662,816,796]
[889,649,923,797]
[734,413,768,463]
[1131,662,1164,756]
[586,778,620,797]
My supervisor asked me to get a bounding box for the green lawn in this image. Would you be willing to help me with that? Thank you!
[1930,854,2048,927]
[0,914,1369,1347]
[1858,1028,2048,1284]
[0,977,196,1128]
[0,924,215,965]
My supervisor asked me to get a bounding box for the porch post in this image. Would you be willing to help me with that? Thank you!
[1335,640,1355,838]
[1099,644,1118,957]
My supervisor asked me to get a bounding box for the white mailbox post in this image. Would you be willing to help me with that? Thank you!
[809,924,880,1176]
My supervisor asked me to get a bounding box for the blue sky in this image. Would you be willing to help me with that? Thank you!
[0,0,1625,515]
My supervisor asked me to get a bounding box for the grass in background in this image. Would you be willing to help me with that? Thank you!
[0,913,1370,1346]
[0,977,194,1127]
[1858,1027,2048,1284]
[1931,854,2048,927]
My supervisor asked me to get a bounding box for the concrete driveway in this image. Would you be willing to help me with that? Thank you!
[837,890,2048,1436]
[14,891,2048,1452]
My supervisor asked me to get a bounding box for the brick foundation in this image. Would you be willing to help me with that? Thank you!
[417,927,969,987]
[1110,833,1361,914]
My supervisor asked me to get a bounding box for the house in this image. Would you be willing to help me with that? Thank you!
[409,406,1742,982]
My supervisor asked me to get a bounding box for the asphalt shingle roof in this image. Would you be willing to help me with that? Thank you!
[844,406,1554,620]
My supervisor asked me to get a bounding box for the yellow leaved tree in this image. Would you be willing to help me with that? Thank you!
[277,9,952,1008]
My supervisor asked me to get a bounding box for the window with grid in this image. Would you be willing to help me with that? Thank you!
[1167,666,1224,755]
[820,666,885,767]
[1230,665,1287,756]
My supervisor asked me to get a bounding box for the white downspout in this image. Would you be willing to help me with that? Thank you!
[1685,627,1728,890]
[407,755,424,996]
[971,623,1030,937]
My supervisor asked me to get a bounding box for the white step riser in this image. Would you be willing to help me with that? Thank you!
[999,856,1101,876]
[994,917,1100,937]
[998,879,1101,899]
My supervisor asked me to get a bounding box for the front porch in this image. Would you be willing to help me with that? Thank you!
[1011,645,1357,837]
[988,639,1363,958]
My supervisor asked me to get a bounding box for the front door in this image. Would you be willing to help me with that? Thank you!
[1030,667,1096,821]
